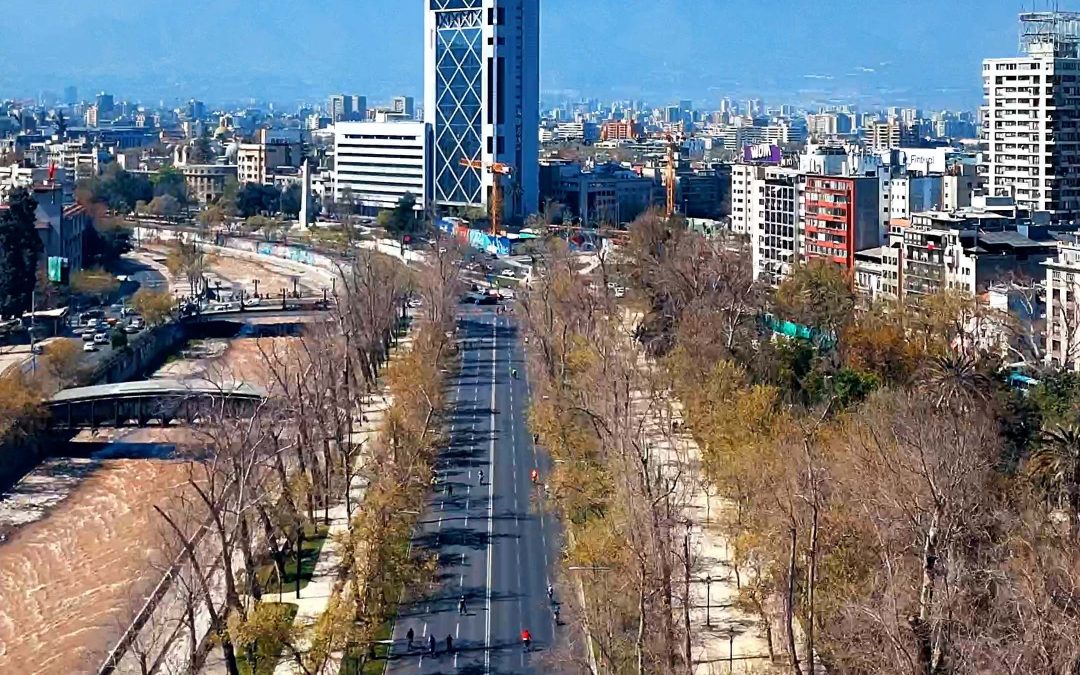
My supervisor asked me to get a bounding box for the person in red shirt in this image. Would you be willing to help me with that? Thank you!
[521,629,532,652]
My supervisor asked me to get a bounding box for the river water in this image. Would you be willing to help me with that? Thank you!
[0,336,297,673]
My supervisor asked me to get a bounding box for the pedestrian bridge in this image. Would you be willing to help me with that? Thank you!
[47,378,267,430]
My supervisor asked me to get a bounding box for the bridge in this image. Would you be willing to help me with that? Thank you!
[47,378,267,430]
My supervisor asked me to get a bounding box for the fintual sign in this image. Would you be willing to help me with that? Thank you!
[742,143,782,164]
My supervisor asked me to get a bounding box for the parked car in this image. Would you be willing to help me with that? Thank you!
[83,342,98,352]
[93,332,109,345]
[81,332,94,342]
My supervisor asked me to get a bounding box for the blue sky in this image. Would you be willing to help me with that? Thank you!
[0,0,1046,109]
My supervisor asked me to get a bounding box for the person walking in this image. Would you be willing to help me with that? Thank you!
[406,627,415,650]
[428,634,436,655]
[458,595,468,615]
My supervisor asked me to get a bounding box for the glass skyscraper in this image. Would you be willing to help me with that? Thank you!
[424,0,539,221]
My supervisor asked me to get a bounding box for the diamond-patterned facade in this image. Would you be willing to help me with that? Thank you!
[432,5,483,206]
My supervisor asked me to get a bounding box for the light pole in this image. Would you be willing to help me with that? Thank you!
[253,278,259,299]
[704,574,713,627]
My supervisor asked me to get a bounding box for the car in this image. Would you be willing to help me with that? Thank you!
[93,332,109,345]
[124,323,141,334]
[83,342,98,352]
[81,331,95,342]
[499,270,517,280]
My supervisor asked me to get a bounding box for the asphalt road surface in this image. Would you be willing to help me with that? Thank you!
[386,304,561,675]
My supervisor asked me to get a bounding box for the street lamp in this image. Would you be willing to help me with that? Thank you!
[704,574,713,627]
[253,278,259,298]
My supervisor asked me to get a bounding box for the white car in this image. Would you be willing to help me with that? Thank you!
[83,342,98,353]
[93,332,109,345]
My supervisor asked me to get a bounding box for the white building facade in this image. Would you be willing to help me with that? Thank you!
[333,121,434,215]
[424,0,539,221]
[983,11,1080,220]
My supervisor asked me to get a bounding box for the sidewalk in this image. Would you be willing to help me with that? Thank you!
[620,310,790,674]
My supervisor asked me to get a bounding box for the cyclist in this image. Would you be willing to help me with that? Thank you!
[531,468,539,484]
[521,629,532,652]
[553,606,561,625]
[547,583,554,602]
[458,595,468,615]
[511,367,518,379]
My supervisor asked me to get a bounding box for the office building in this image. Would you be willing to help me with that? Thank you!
[600,119,640,142]
[867,121,917,150]
[392,96,416,118]
[424,0,540,221]
[95,92,114,119]
[333,120,433,216]
[188,99,206,121]
[539,160,653,225]
[329,94,367,123]
[983,11,1080,219]
[236,129,304,186]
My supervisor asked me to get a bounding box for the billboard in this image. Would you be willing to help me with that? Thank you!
[743,143,782,164]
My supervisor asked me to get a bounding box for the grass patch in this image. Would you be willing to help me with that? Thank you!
[339,617,395,675]
[256,523,330,596]
[235,602,299,675]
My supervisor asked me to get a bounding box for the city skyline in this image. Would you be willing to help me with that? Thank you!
[0,0,1052,109]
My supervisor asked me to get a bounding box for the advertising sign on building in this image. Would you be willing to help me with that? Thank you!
[743,143,782,165]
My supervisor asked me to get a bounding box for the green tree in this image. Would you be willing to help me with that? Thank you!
[773,259,855,336]
[148,194,181,219]
[189,129,214,165]
[82,217,133,266]
[70,267,120,303]
[280,184,302,219]
[381,192,419,237]
[217,177,240,217]
[131,288,175,326]
[1028,424,1080,538]
[198,205,226,230]
[110,327,128,350]
[0,189,43,318]
[153,166,189,205]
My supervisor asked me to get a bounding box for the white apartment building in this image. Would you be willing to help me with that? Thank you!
[751,168,802,285]
[1046,240,1080,369]
[729,163,764,235]
[333,121,433,215]
[983,11,1080,220]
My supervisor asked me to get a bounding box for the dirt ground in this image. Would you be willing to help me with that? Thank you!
[0,335,299,673]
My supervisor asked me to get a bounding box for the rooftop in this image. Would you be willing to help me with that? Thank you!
[50,378,266,404]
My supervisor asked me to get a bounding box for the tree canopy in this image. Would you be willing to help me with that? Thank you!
[0,189,43,318]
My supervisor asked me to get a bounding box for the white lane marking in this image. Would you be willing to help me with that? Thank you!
[484,315,497,675]
[460,573,465,587]
[422,623,427,637]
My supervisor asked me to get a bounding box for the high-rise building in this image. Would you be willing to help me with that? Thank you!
[983,11,1080,219]
[424,0,540,221]
[95,92,114,118]
[333,121,433,216]
[188,99,206,121]
[329,94,367,123]
[392,96,416,118]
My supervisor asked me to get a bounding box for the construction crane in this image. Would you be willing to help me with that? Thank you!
[460,158,514,235]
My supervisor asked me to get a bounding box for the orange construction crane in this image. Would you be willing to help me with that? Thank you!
[460,158,513,235]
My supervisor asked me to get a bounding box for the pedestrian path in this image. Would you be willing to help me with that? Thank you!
[619,309,808,674]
